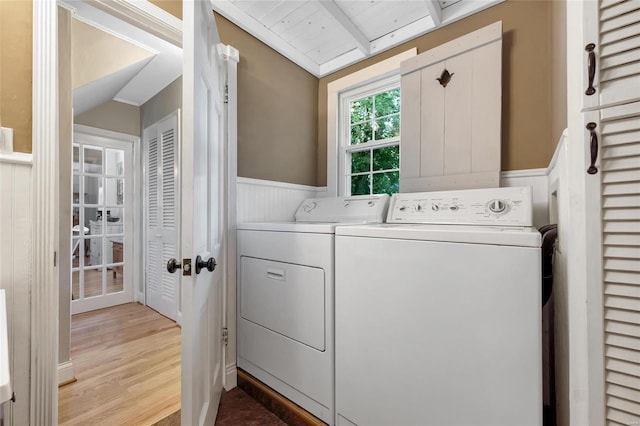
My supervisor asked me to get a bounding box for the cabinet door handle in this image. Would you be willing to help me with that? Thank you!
[585,43,596,96]
[586,122,598,175]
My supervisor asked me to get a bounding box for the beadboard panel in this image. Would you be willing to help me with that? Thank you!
[0,158,32,426]
[237,178,326,223]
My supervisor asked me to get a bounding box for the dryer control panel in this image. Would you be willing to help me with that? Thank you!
[387,187,533,226]
[295,194,390,223]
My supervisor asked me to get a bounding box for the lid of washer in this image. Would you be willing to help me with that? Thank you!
[295,194,390,223]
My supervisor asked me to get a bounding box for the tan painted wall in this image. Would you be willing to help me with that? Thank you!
[72,19,155,89]
[149,0,182,20]
[75,100,141,136]
[141,76,181,130]
[318,0,557,184]
[550,0,567,148]
[0,0,32,153]
[216,14,319,186]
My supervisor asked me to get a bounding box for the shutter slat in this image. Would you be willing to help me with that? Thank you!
[603,181,640,195]
[605,233,640,246]
[605,258,640,272]
[602,142,640,158]
[602,117,640,136]
[600,0,630,10]
[605,283,640,298]
[607,346,640,365]
[605,271,640,285]
[601,6,640,33]
[607,294,640,310]
[603,195,640,208]
[606,320,640,339]
[606,332,640,351]
[602,156,640,171]
[601,48,640,71]
[604,245,640,258]
[603,208,640,220]
[606,309,640,327]
[601,34,640,58]
[161,129,176,229]
[147,137,159,229]
[147,240,161,292]
[603,169,640,183]
[601,1,640,24]
[606,395,640,416]
[607,407,640,426]
[601,60,640,83]
[603,220,640,233]
[600,129,640,147]
[162,243,176,301]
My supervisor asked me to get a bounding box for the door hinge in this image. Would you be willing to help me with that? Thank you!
[222,327,228,345]
[224,84,229,104]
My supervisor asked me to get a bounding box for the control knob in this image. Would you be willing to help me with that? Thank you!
[488,199,507,213]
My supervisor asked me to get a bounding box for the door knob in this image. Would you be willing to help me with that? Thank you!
[195,255,216,274]
[167,258,181,274]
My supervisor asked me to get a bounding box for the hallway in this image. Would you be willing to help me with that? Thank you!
[58,303,181,425]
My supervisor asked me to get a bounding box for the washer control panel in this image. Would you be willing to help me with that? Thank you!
[295,194,390,223]
[387,187,533,226]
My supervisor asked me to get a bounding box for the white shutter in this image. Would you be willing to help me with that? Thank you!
[600,101,640,425]
[144,111,180,322]
[585,0,640,109]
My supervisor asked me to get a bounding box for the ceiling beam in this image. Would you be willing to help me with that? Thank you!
[317,0,370,55]
[423,0,442,26]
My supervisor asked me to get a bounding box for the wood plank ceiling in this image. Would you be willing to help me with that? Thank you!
[212,0,504,77]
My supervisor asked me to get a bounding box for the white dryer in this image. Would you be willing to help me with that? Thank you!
[237,195,390,424]
[335,187,543,426]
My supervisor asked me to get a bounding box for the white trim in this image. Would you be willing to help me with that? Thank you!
[0,152,33,166]
[32,0,59,422]
[224,363,238,391]
[327,49,417,196]
[500,168,548,179]
[424,0,443,26]
[236,176,323,193]
[57,361,75,386]
[316,1,370,55]
[74,123,139,141]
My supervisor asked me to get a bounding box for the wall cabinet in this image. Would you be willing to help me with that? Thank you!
[582,0,640,111]
[399,22,502,192]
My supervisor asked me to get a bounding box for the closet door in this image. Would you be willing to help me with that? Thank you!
[596,101,640,425]
[583,0,640,110]
[145,112,180,322]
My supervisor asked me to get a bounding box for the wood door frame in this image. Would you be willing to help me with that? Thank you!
[33,0,182,420]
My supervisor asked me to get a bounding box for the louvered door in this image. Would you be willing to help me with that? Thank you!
[596,101,640,425]
[583,0,640,110]
[145,111,180,322]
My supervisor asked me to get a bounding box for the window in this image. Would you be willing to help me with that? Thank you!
[340,77,400,196]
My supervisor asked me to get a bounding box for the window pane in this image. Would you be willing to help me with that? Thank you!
[105,178,124,206]
[374,114,400,140]
[373,145,399,171]
[350,96,373,124]
[106,149,125,176]
[84,267,103,297]
[73,145,80,172]
[83,146,103,174]
[351,174,371,195]
[83,176,103,205]
[351,151,370,173]
[372,171,399,195]
[374,88,400,118]
[350,122,372,145]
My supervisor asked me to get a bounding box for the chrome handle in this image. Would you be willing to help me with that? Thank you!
[195,255,216,274]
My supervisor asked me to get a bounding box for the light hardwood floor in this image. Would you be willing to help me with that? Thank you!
[59,303,181,425]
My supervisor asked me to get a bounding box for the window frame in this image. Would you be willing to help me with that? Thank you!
[339,75,401,196]
[326,48,416,196]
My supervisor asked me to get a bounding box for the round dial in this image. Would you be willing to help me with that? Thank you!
[488,199,507,213]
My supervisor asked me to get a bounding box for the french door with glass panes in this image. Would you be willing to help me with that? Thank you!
[72,134,133,314]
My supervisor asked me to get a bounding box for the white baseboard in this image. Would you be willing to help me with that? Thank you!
[224,363,237,390]
[58,360,75,386]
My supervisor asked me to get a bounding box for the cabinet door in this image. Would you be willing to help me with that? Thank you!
[583,0,640,111]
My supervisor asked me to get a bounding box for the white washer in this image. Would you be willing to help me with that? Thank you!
[335,187,542,426]
[237,195,390,424]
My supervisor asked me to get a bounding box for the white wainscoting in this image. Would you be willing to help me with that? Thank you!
[0,153,33,426]
[237,177,327,223]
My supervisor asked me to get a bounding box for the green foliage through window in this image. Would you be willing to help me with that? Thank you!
[347,87,400,196]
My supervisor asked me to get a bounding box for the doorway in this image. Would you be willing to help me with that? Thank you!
[71,128,134,314]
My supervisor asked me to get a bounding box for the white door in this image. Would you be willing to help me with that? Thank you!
[145,112,181,322]
[71,131,134,314]
[175,0,226,424]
